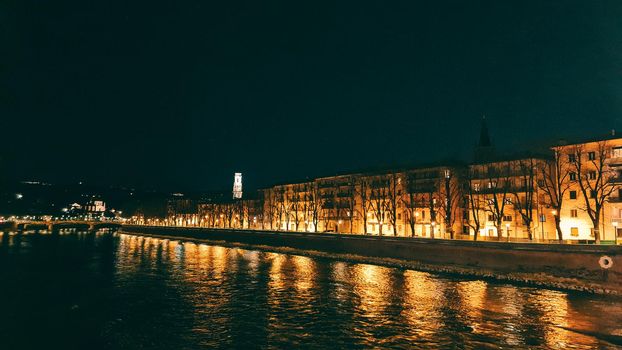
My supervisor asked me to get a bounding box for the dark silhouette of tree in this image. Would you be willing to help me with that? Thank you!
[538,149,571,241]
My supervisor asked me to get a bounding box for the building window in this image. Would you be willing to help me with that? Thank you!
[588,151,595,160]
[463,212,469,220]
[569,172,576,181]
[570,227,579,237]
[590,190,597,198]
[488,214,494,222]
[570,191,577,199]
[537,179,545,187]
[422,211,426,219]
[539,214,546,222]
[463,226,469,234]
[613,147,622,158]
[397,213,402,220]
[589,171,596,180]
[568,154,576,163]
[570,209,578,218]
[503,215,512,221]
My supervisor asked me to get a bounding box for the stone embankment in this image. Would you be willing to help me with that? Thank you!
[120,225,622,295]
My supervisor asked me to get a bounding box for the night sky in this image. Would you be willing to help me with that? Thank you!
[3,1,622,192]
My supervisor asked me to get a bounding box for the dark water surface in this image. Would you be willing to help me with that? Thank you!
[0,231,621,349]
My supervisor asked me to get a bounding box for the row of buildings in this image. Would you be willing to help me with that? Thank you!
[140,124,622,243]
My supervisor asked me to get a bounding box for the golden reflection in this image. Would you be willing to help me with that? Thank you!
[456,280,487,333]
[352,264,392,317]
[401,270,445,338]
[210,245,229,279]
[241,249,260,276]
[489,286,522,347]
[291,255,316,293]
[330,262,350,304]
[526,290,575,348]
[268,252,286,298]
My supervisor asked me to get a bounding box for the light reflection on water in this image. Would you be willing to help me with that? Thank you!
[0,231,621,349]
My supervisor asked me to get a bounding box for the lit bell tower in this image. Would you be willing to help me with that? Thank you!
[233,172,243,199]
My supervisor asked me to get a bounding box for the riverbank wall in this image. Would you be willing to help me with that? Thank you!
[120,225,622,295]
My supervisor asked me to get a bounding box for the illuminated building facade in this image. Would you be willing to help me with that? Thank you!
[153,127,622,243]
[465,157,556,240]
[551,135,622,242]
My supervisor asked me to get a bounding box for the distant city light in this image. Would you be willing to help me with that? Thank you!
[15,193,23,199]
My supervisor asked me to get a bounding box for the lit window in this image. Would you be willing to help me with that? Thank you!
[570,227,579,237]
[571,209,578,218]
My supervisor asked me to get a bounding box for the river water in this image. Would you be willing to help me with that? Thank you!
[0,231,621,349]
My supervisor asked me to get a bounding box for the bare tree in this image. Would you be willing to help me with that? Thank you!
[572,141,617,243]
[482,162,512,240]
[465,168,484,241]
[308,182,322,232]
[538,149,572,241]
[437,168,462,239]
[356,177,371,234]
[401,172,419,237]
[512,159,537,240]
[283,190,294,231]
[299,183,311,232]
[426,184,437,239]
[291,184,303,231]
[333,187,347,234]
[224,202,235,228]
[385,172,401,236]
[263,190,275,230]
[272,187,285,230]
[343,176,358,234]
[369,175,389,236]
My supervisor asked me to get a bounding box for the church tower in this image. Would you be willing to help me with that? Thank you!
[232,173,243,199]
[474,116,495,162]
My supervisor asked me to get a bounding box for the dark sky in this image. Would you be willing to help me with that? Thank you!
[3,1,622,192]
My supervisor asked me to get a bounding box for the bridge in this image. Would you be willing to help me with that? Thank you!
[0,220,123,233]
